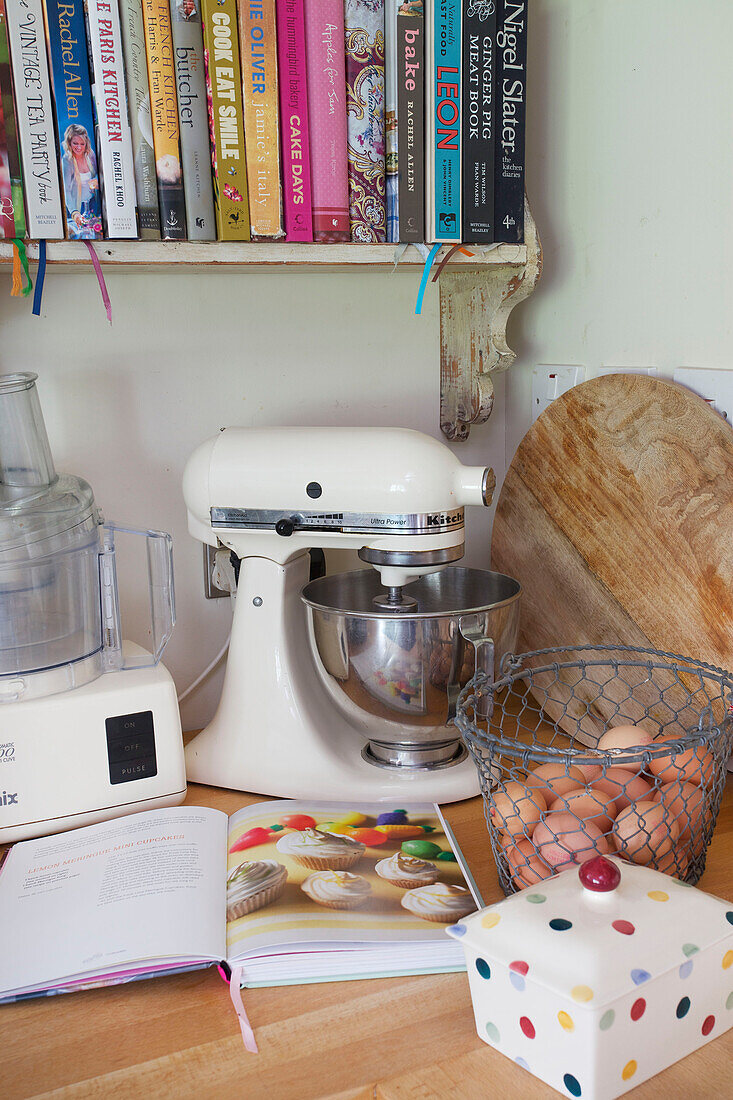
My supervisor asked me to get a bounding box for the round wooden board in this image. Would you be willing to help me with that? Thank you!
[491,373,733,742]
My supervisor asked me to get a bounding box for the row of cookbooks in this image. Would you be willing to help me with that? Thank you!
[0,0,526,243]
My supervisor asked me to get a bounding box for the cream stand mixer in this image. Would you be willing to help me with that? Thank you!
[183,427,521,802]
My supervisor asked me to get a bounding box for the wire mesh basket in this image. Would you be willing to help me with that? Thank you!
[454,645,733,895]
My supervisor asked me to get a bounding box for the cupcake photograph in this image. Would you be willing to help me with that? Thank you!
[275,828,365,871]
[226,860,288,921]
[400,883,476,923]
[301,871,372,910]
[375,852,439,889]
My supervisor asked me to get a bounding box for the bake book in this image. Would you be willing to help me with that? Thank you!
[0,801,478,1001]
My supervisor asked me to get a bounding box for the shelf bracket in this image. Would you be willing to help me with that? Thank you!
[439,198,542,441]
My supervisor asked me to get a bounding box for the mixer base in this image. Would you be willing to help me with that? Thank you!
[361,741,468,770]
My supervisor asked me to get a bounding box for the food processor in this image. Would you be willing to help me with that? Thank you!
[0,373,186,843]
[183,426,521,801]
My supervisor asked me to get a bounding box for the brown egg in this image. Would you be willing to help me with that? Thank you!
[652,782,707,847]
[525,763,587,803]
[648,742,715,788]
[591,767,652,811]
[504,838,554,889]
[653,846,690,880]
[490,781,547,839]
[548,787,618,834]
[612,800,681,865]
[534,812,611,871]
[597,724,654,753]
[575,759,604,784]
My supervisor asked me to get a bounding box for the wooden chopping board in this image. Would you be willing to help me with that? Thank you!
[491,373,733,742]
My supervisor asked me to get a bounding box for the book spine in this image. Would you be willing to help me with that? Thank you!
[86,0,139,237]
[201,0,249,239]
[169,0,215,240]
[384,0,396,242]
[5,0,63,237]
[119,0,160,236]
[44,0,103,238]
[141,0,186,238]
[344,0,385,242]
[0,0,26,236]
[461,0,494,241]
[0,87,15,235]
[239,0,282,238]
[396,0,423,243]
[304,0,348,242]
[431,0,460,241]
[275,0,311,241]
[493,0,524,243]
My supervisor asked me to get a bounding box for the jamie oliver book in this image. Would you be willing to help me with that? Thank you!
[201,0,250,239]
[239,0,283,238]
[0,801,477,1001]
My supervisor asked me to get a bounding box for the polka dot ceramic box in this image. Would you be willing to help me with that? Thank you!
[446,856,733,1100]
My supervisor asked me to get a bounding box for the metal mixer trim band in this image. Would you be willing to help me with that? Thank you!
[209,507,465,535]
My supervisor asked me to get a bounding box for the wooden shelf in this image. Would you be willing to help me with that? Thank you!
[0,239,528,270]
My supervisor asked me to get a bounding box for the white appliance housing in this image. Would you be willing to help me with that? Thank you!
[183,427,496,802]
[0,644,186,844]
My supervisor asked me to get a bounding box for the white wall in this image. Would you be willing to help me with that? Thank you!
[1,0,731,729]
[509,0,733,457]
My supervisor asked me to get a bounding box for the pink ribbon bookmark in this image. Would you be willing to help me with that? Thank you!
[83,241,112,324]
[226,965,259,1053]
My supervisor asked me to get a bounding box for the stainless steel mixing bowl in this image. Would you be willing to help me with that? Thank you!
[301,567,521,769]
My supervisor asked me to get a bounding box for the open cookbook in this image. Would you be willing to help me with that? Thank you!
[0,800,481,1001]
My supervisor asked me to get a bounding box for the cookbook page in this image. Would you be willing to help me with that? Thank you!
[0,807,228,997]
[225,800,476,960]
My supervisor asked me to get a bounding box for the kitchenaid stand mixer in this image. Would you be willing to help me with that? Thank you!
[183,427,520,802]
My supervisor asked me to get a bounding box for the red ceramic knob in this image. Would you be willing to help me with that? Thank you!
[579,856,621,892]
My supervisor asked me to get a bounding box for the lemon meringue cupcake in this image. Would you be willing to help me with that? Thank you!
[226,860,287,920]
[275,828,365,870]
[301,870,372,910]
[400,883,475,923]
[375,852,439,889]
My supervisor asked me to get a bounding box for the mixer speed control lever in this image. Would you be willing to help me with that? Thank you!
[275,517,296,537]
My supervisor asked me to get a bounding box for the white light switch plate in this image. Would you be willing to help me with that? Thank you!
[673,368,733,423]
[531,366,585,421]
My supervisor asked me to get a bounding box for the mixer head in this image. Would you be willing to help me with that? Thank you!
[183,427,495,597]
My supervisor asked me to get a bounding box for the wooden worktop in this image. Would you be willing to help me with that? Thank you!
[5,780,733,1100]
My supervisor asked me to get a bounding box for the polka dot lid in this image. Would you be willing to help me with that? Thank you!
[446,856,733,1009]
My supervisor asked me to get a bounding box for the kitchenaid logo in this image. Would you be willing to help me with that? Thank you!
[426,512,462,526]
[0,790,18,805]
[0,742,15,762]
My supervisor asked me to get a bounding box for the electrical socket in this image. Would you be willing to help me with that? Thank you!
[673,368,733,423]
[531,366,585,422]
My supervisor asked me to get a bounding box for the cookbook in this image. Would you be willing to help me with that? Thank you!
[0,800,480,1001]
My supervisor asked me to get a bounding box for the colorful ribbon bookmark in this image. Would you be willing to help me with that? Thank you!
[10,239,32,297]
[217,962,258,1053]
[414,242,441,315]
[32,241,47,316]
[83,241,112,323]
